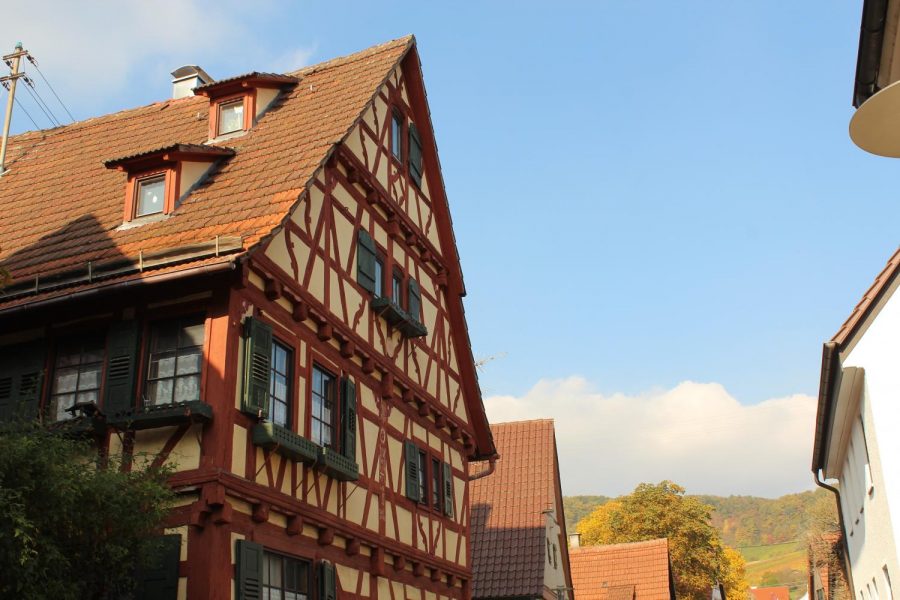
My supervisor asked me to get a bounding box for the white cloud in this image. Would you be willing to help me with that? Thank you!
[484,378,817,498]
[268,44,319,74]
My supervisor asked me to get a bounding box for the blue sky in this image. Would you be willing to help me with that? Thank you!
[3,1,894,496]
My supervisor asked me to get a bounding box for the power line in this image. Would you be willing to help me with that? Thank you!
[21,80,60,127]
[25,56,74,122]
[13,96,39,130]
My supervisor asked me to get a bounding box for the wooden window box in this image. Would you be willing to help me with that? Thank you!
[108,400,213,430]
[317,447,359,482]
[251,422,319,464]
[371,297,427,339]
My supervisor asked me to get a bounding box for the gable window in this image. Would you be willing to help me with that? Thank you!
[391,111,403,160]
[217,98,245,136]
[49,337,104,421]
[269,340,292,428]
[145,316,205,406]
[263,550,310,600]
[311,364,336,448]
[135,174,166,217]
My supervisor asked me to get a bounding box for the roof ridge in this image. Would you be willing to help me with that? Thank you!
[490,418,555,426]
[288,35,414,78]
[570,538,668,552]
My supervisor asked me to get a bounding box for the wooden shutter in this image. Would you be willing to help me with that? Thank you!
[340,376,357,462]
[404,441,419,502]
[136,534,181,600]
[242,318,272,418]
[319,560,336,600]
[0,352,13,422]
[443,462,454,517]
[408,123,423,187]
[235,540,263,600]
[10,340,46,421]
[104,321,140,416]
[357,229,377,294]
[407,278,422,322]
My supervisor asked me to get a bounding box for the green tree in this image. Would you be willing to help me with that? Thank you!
[577,481,748,600]
[0,425,175,599]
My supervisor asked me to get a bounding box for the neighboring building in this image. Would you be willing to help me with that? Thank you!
[0,36,497,600]
[812,248,900,600]
[808,532,850,600]
[468,419,574,600]
[569,539,676,600]
[749,587,790,600]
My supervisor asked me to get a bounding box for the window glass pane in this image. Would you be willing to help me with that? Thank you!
[176,352,201,375]
[392,113,402,159]
[174,375,200,403]
[150,354,177,379]
[147,380,173,405]
[51,394,74,421]
[219,100,244,135]
[53,368,78,394]
[146,317,205,407]
[136,176,166,217]
[152,324,179,353]
[432,458,441,510]
[181,323,205,348]
[76,390,99,404]
[374,258,384,297]
[393,275,402,303]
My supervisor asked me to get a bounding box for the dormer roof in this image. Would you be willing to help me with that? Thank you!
[193,72,299,98]
[103,143,235,171]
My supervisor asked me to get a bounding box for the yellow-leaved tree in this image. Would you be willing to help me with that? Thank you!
[577,481,748,600]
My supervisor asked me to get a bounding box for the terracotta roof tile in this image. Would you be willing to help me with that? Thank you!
[469,419,559,599]
[0,35,413,308]
[831,246,900,346]
[749,587,790,600]
[569,539,673,600]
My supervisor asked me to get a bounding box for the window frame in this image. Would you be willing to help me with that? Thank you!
[269,338,294,429]
[47,335,107,422]
[374,252,385,298]
[216,97,246,136]
[142,314,206,408]
[391,109,404,162]
[392,269,405,309]
[210,92,253,138]
[310,362,338,449]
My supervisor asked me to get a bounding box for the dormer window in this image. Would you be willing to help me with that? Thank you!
[104,143,235,223]
[217,98,245,136]
[135,174,167,217]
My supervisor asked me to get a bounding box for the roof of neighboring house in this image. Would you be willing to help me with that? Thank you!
[469,419,571,599]
[569,539,675,600]
[831,246,900,346]
[750,587,791,600]
[0,36,412,309]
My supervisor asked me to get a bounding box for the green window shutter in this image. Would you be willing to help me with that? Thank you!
[136,534,181,600]
[408,123,423,187]
[12,340,46,421]
[443,462,454,518]
[104,321,140,416]
[407,278,422,322]
[357,229,377,294]
[319,560,336,600]
[404,441,419,502]
[0,347,17,422]
[340,376,357,462]
[242,318,272,419]
[235,539,263,600]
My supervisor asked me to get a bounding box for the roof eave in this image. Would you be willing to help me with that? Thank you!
[854,0,891,107]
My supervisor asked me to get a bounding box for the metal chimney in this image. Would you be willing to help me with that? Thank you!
[170,65,214,99]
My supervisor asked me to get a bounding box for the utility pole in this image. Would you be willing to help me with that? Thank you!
[0,42,27,176]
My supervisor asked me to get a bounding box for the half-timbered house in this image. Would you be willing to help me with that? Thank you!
[0,36,496,600]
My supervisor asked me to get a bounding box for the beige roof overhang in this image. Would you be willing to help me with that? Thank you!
[849,79,900,156]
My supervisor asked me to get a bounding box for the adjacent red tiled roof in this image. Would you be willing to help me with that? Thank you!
[750,587,790,600]
[569,539,674,600]
[0,36,413,309]
[469,419,564,599]
[832,246,900,346]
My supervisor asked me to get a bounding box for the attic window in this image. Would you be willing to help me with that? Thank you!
[217,98,245,135]
[135,174,166,217]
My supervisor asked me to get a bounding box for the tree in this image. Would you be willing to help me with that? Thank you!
[577,481,748,600]
[0,425,175,599]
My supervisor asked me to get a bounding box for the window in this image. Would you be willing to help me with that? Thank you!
[391,111,403,160]
[311,364,336,448]
[218,98,245,135]
[392,271,404,307]
[432,457,441,511]
[408,122,423,186]
[374,255,384,297]
[416,449,427,503]
[547,539,552,563]
[49,337,104,421]
[135,174,166,217]
[145,316,204,406]
[553,544,558,568]
[269,340,292,428]
[263,551,310,600]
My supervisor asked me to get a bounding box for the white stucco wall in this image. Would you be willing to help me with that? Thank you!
[837,275,900,599]
[543,510,567,600]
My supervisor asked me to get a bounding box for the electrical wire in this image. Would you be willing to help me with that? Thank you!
[26,57,74,122]
[21,81,60,127]
[13,96,40,130]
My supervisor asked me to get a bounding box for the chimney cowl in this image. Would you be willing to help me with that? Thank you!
[171,65,214,99]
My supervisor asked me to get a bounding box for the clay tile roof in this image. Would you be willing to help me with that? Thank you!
[831,246,900,346]
[569,539,674,600]
[749,587,790,600]
[0,35,413,310]
[469,419,562,599]
[103,143,235,168]
[193,72,300,97]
